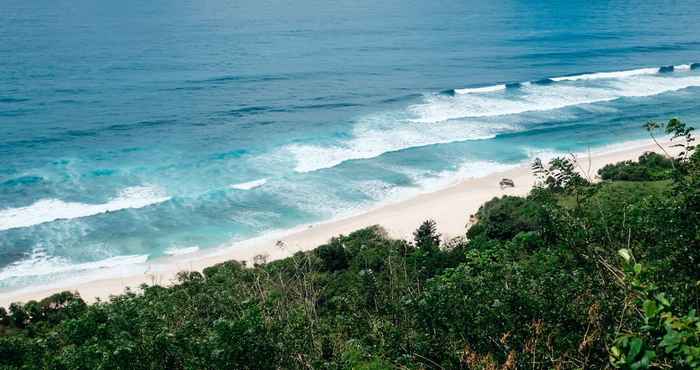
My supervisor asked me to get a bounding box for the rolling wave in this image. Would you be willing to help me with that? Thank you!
[0,186,170,231]
[288,114,510,172]
[288,63,700,172]
[0,249,148,281]
[455,64,693,94]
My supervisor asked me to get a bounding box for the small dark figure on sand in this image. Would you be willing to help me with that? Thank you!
[499,178,515,189]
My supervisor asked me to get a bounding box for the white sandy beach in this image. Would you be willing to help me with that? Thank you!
[0,140,671,307]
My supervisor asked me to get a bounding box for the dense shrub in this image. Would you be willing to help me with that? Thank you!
[316,239,350,272]
[466,195,547,241]
[598,152,675,181]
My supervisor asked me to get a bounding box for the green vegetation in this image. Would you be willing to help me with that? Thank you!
[598,152,675,181]
[1,119,698,369]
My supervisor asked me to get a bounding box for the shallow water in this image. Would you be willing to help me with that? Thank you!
[2,0,700,290]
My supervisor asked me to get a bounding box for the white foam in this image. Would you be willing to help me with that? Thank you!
[350,161,520,208]
[263,178,360,218]
[163,246,200,256]
[452,67,668,96]
[455,64,695,94]
[230,178,268,190]
[316,161,521,217]
[288,112,511,172]
[523,148,569,164]
[0,186,170,231]
[415,73,700,123]
[551,67,660,81]
[282,66,700,173]
[413,161,520,191]
[0,249,148,281]
[410,83,617,122]
[454,84,506,94]
[288,131,498,173]
[229,210,281,229]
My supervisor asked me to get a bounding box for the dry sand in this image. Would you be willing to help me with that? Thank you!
[0,140,669,307]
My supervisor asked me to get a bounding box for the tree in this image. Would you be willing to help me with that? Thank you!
[413,219,440,250]
[532,155,589,192]
[316,239,349,272]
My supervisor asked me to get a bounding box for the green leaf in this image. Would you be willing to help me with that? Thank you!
[656,293,671,307]
[639,350,656,368]
[643,300,658,318]
[629,337,643,360]
[661,332,681,352]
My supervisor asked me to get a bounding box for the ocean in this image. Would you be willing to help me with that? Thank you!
[1,0,700,292]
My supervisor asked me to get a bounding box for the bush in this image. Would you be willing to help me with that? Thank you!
[598,152,674,181]
[611,251,700,369]
[316,239,349,272]
[467,196,546,241]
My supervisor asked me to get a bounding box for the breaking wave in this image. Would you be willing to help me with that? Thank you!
[0,249,148,281]
[287,63,700,172]
[0,186,170,231]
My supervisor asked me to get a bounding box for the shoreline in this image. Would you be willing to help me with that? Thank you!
[0,139,668,307]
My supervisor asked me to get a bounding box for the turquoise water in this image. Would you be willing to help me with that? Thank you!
[2,0,700,291]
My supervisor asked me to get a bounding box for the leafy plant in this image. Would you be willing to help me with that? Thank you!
[598,152,674,181]
[532,155,590,192]
[611,249,700,369]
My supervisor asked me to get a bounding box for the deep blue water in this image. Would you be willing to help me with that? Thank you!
[1,0,700,291]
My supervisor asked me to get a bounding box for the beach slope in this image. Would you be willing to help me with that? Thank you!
[0,141,668,307]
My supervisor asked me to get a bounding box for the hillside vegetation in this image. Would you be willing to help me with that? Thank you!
[1,119,698,369]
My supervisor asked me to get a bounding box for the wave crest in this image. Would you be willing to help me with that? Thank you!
[285,63,700,173]
[0,186,170,231]
[288,115,507,172]
[0,249,148,281]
